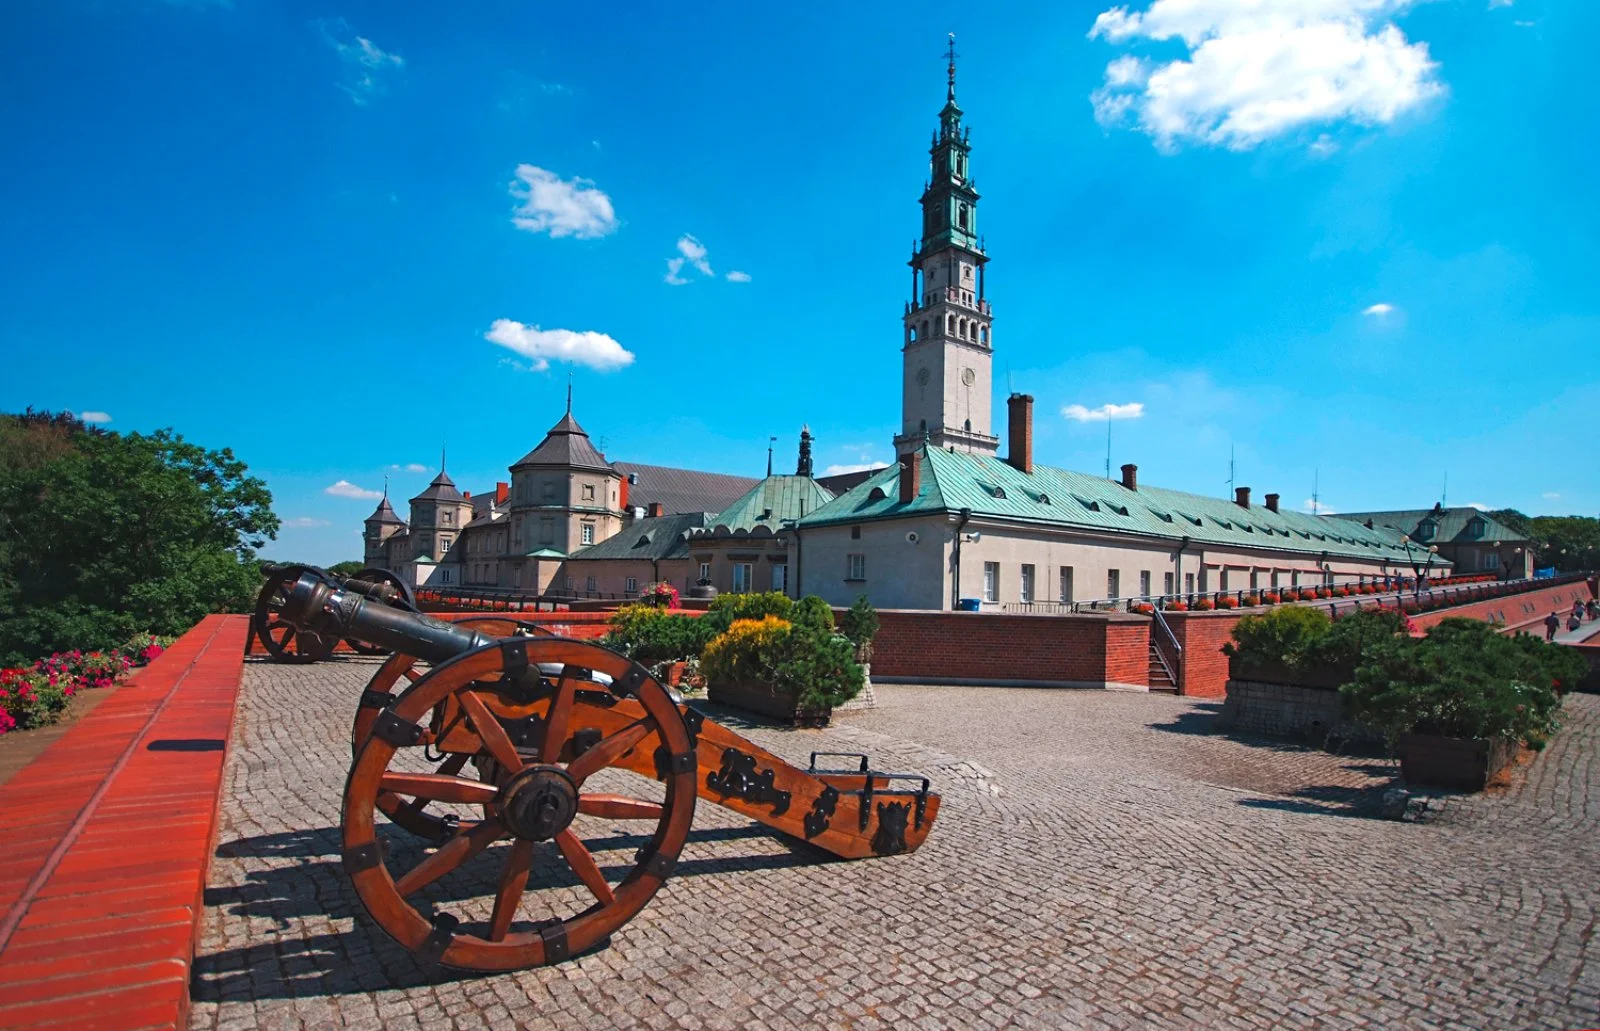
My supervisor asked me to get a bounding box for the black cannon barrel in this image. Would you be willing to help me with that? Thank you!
[282,573,493,664]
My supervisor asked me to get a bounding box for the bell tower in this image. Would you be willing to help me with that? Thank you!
[894,34,997,458]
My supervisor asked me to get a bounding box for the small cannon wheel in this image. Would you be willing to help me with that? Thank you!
[253,564,337,663]
[352,617,552,841]
[343,567,420,655]
[342,637,696,972]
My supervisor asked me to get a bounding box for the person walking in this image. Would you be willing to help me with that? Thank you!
[1588,599,1599,621]
[1545,611,1561,641]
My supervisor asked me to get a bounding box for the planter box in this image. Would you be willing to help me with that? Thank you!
[1398,733,1515,791]
[1227,657,1355,691]
[707,679,831,728]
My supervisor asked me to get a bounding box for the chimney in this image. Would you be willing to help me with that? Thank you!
[647,501,665,518]
[898,453,921,504]
[1120,463,1138,491]
[1006,393,1034,474]
[1235,487,1251,509]
[796,425,814,477]
[463,491,471,500]
[496,481,509,505]
[1264,492,1279,513]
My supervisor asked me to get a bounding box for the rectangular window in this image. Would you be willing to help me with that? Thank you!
[441,570,451,584]
[1249,569,1259,590]
[1185,572,1195,594]
[1138,571,1151,598]
[625,577,638,593]
[539,518,553,545]
[585,576,597,592]
[1059,566,1074,603]
[581,524,595,545]
[440,537,452,554]
[847,554,866,581]
[1484,552,1499,570]
[1291,570,1301,587]
[1107,569,1120,600]
[850,525,861,539]
[1270,570,1280,588]
[1020,564,1035,603]
[1163,572,1174,595]
[542,483,556,503]
[582,484,595,501]
[443,510,453,525]
[772,564,788,593]
[699,562,710,583]
[733,563,753,593]
[1219,568,1230,592]
[983,562,999,602]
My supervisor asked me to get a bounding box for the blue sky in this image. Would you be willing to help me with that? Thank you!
[1,0,1594,566]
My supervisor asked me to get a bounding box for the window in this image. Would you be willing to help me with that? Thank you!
[1484,552,1499,570]
[1138,571,1151,598]
[1185,572,1195,594]
[1415,520,1436,542]
[1059,566,1074,603]
[847,554,866,581]
[1291,570,1301,587]
[983,562,999,602]
[1219,568,1230,592]
[586,576,597,592]
[1270,570,1280,588]
[542,483,556,503]
[441,570,451,584]
[733,563,753,593]
[581,524,595,545]
[851,525,861,540]
[440,537,452,554]
[699,562,711,583]
[1107,569,1120,600]
[772,564,788,593]
[625,577,638,593]
[443,510,453,526]
[582,484,595,501]
[1249,569,1259,590]
[1020,564,1035,603]
[1467,517,1486,539]
[1163,572,1174,595]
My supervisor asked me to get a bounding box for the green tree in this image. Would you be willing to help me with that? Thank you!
[328,560,368,577]
[0,411,278,663]
[1527,515,1600,572]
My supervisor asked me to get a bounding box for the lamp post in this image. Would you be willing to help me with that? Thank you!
[1398,535,1439,597]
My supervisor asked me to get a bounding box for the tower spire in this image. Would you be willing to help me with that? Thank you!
[566,371,573,414]
[945,32,958,102]
[440,444,446,473]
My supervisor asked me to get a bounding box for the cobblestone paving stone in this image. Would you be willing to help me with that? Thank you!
[190,660,1600,1030]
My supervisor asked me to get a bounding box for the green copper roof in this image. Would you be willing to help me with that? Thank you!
[523,547,566,559]
[707,475,834,533]
[799,448,1449,567]
[567,512,709,562]
[1332,507,1529,545]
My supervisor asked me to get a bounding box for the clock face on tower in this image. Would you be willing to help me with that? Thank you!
[961,368,976,386]
[916,367,930,387]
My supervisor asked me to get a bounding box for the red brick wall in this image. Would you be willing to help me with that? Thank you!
[1411,582,1596,633]
[869,610,1150,688]
[1163,611,1242,698]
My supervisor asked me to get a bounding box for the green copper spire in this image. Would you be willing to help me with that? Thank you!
[918,33,980,257]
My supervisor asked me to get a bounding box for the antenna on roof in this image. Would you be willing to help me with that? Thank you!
[1311,469,1320,516]
[1441,471,1447,507]
[566,371,573,414]
[767,435,776,477]
[440,444,446,474]
[1105,419,1112,479]
[382,475,389,500]
[1226,443,1235,499]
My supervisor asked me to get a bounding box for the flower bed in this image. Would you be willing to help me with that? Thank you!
[0,634,171,735]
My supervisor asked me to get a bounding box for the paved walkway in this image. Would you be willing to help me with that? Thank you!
[190,660,1600,1030]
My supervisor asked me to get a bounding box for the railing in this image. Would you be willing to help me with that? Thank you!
[1150,607,1182,686]
[416,585,644,611]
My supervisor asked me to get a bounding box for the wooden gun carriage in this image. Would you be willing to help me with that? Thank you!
[270,570,941,972]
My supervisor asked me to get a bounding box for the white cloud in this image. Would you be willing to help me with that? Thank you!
[824,462,889,476]
[1542,491,1561,501]
[1309,134,1339,157]
[1061,401,1145,422]
[282,517,331,529]
[1088,0,1443,151]
[326,480,383,500]
[78,411,112,424]
[1362,302,1396,316]
[1303,498,1339,514]
[676,234,712,276]
[726,270,752,283]
[485,319,635,372]
[663,234,746,285]
[319,19,403,105]
[1467,502,1490,511]
[388,463,428,473]
[1488,0,1514,7]
[509,165,618,239]
[664,257,689,286]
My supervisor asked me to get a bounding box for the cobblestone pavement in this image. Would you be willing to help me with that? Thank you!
[191,661,1600,1030]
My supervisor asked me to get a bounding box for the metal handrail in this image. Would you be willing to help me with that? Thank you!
[1149,607,1182,685]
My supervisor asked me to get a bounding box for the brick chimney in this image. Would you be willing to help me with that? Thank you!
[1120,463,1138,491]
[462,491,471,500]
[1235,487,1251,509]
[898,452,921,504]
[1264,492,1279,513]
[1006,394,1034,474]
[495,481,509,505]
[647,501,665,518]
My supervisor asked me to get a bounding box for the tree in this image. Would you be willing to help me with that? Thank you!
[0,411,278,663]
[1486,508,1532,538]
[1528,515,1600,573]
[328,560,368,577]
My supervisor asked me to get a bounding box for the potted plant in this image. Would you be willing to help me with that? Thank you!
[1241,593,1261,607]
[1217,596,1238,610]
[703,608,865,726]
[1261,592,1280,605]
[1193,598,1215,611]
[1341,619,1580,790]
[1164,600,1188,612]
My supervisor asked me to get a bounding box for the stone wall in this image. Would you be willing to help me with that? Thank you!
[1217,679,1381,747]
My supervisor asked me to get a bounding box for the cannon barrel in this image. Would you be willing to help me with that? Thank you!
[282,572,493,664]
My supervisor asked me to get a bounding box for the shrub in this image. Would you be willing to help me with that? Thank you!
[701,616,864,710]
[1342,619,1567,747]
[792,595,835,633]
[638,581,680,608]
[1280,589,1300,602]
[1223,605,1332,668]
[701,616,790,685]
[1193,599,1215,611]
[0,633,171,734]
[1164,601,1188,611]
[1217,597,1238,610]
[1261,592,1280,604]
[702,592,794,636]
[1317,608,1407,668]
[839,595,880,654]
[1241,594,1260,607]
[603,605,714,665]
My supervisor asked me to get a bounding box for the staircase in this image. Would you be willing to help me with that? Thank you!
[1148,641,1177,693]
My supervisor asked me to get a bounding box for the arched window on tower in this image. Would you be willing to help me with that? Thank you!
[919,419,927,438]
[907,325,917,343]
[958,318,967,339]
[920,320,929,340]
[946,313,956,335]
[958,204,969,230]
[979,326,989,346]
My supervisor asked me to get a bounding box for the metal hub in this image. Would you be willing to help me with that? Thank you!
[501,765,578,841]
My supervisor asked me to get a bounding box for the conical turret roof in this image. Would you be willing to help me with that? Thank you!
[410,469,464,504]
[366,493,405,526]
[512,412,613,472]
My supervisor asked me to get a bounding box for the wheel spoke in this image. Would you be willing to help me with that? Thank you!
[578,794,665,821]
[458,690,524,774]
[566,721,654,785]
[278,626,297,646]
[394,820,505,897]
[402,667,422,682]
[539,666,578,763]
[554,828,614,906]
[380,772,499,805]
[488,840,534,942]
[394,753,468,819]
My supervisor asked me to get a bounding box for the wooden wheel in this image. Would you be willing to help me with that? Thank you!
[253,564,337,663]
[344,567,418,655]
[342,637,697,972]
[353,617,552,841]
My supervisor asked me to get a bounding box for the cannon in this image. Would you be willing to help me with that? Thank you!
[278,571,941,972]
[252,564,416,662]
